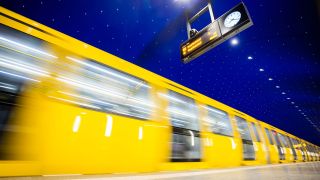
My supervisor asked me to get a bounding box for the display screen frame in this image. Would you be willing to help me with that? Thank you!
[180,2,253,63]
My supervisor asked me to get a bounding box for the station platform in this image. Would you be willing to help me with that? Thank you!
[2,162,319,180]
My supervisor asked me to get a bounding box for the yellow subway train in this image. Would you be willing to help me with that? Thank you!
[0,7,319,177]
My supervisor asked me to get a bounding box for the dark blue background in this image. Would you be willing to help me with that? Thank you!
[1,0,319,145]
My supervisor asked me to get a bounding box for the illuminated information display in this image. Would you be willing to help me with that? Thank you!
[181,2,253,63]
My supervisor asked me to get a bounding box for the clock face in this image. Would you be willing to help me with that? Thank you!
[224,11,242,28]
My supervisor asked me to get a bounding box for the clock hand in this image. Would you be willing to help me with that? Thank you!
[230,18,240,22]
[228,18,235,23]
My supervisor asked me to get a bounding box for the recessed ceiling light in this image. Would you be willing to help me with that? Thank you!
[282,92,286,95]
[231,38,239,46]
[276,86,280,88]
[286,97,291,100]
[268,78,273,81]
[259,68,264,72]
[248,56,253,60]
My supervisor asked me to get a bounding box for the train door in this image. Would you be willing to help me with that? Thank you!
[250,122,266,164]
[235,116,255,161]
[257,124,270,164]
[298,140,307,161]
[0,24,52,160]
[166,90,201,162]
[271,130,285,161]
[287,136,297,161]
[264,128,277,163]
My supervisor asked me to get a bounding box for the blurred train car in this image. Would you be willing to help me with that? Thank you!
[0,7,319,177]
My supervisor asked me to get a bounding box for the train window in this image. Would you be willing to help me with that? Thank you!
[235,116,252,141]
[167,91,201,162]
[171,129,201,162]
[251,122,261,142]
[167,91,199,131]
[291,138,297,145]
[205,105,233,136]
[235,116,255,160]
[265,128,274,145]
[278,133,289,148]
[271,130,282,147]
[0,26,52,95]
[57,58,154,120]
[292,139,300,145]
[291,138,297,146]
[0,25,51,95]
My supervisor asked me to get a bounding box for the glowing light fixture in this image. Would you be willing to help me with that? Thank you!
[138,126,143,140]
[0,70,39,82]
[189,130,195,146]
[0,56,50,77]
[0,85,16,91]
[201,105,226,116]
[72,115,81,133]
[105,115,113,137]
[0,36,57,59]
[231,38,239,46]
[230,138,236,150]
[158,93,186,104]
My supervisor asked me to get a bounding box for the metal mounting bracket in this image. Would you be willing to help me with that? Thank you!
[185,0,215,39]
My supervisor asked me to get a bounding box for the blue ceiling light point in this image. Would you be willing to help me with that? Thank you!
[295,105,298,108]
[286,97,291,100]
[259,68,264,72]
[275,85,280,88]
[248,56,253,60]
[281,92,286,95]
[291,102,295,104]
[231,38,239,46]
[268,77,273,81]
[298,109,302,112]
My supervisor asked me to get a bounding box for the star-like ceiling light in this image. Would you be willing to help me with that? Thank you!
[231,38,239,46]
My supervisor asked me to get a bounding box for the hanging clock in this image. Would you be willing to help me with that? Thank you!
[224,11,242,28]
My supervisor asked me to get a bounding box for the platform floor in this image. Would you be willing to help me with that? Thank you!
[2,162,320,180]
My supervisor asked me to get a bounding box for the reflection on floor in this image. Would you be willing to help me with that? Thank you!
[2,162,320,180]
